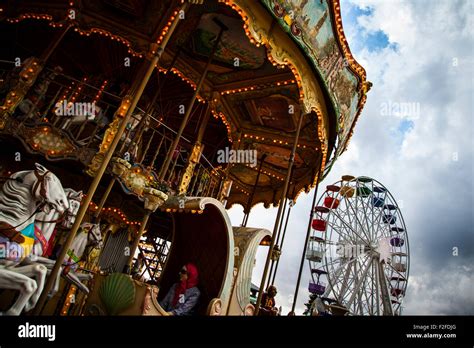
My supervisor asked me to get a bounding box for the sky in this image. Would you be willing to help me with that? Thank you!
[228,0,474,315]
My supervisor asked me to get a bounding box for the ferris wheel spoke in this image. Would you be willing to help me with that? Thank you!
[362,276,372,315]
[371,202,387,239]
[354,186,372,239]
[370,183,377,242]
[373,213,389,240]
[375,259,380,315]
[326,257,357,294]
[326,219,358,244]
[359,193,376,243]
[356,199,375,244]
[377,260,394,315]
[346,256,374,309]
[369,260,378,315]
[326,255,358,276]
[333,207,353,239]
[345,197,372,243]
[330,209,370,245]
[336,259,355,303]
[338,253,370,305]
[358,278,372,315]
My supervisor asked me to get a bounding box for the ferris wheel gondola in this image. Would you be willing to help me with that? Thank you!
[306,175,410,316]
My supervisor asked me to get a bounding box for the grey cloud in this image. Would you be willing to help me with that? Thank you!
[227,0,473,315]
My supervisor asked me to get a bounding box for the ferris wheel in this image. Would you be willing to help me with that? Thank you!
[306,175,409,316]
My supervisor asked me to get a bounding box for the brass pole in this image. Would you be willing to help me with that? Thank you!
[93,177,116,220]
[158,18,228,180]
[242,154,267,227]
[124,211,151,274]
[177,104,211,194]
[268,169,295,286]
[270,197,293,285]
[34,3,189,314]
[149,133,165,168]
[254,112,305,315]
[139,129,156,164]
[266,197,287,289]
[290,165,323,315]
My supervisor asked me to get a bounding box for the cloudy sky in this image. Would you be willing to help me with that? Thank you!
[228,0,473,315]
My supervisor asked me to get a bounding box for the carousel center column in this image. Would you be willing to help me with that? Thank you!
[34,1,191,314]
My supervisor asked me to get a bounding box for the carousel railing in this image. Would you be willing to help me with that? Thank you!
[0,62,224,198]
[0,61,121,151]
[129,105,224,198]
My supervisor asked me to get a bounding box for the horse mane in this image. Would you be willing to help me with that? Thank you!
[0,172,33,221]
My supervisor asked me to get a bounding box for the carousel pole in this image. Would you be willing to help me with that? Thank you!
[254,112,304,316]
[241,154,267,227]
[266,197,287,289]
[93,177,116,220]
[290,165,323,315]
[124,211,151,273]
[218,132,242,206]
[34,3,189,314]
[270,191,294,285]
[94,15,185,216]
[158,18,228,181]
[267,171,295,287]
[177,103,211,194]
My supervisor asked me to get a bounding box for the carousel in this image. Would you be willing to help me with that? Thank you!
[0,0,370,316]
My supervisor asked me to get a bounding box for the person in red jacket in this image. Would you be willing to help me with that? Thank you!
[160,263,201,316]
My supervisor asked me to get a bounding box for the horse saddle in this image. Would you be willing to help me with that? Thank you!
[0,222,25,243]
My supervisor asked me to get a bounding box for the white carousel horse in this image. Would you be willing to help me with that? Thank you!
[0,163,69,315]
[28,189,101,295]
[33,188,83,257]
[21,188,85,295]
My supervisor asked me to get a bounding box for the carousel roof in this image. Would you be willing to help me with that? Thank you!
[1,0,369,210]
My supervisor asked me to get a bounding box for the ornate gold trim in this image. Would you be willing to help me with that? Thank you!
[224,0,329,189]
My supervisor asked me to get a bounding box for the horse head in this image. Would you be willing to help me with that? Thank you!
[81,222,103,249]
[61,188,83,229]
[31,163,69,214]
[88,223,103,249]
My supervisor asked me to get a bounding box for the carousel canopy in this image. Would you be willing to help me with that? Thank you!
[0,0,368,210]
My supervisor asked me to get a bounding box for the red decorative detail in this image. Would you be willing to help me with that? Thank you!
[324,197,340,209]
[44,229,57,257]
[291,22,301,36]
[312,219,326,231]
[273,3,285,17]
[34,225,48,255]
